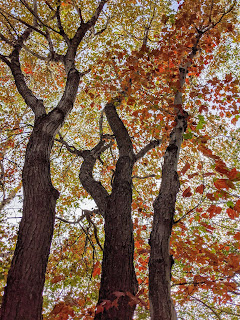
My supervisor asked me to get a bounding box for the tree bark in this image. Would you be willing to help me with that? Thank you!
[0,120,60,320]
[95,155,138,320]
[148,112,187,320]
[0,2,107,318]
[148,29,204,318]
[78,98,138,320]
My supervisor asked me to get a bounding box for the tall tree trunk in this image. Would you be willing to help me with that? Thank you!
[0,56,80,320]
[149,112,188,320]
[0,123,59,320]
[148,28,203,317]
[95,156,138,320]
[148,68,189,320]
[79,98,138,320]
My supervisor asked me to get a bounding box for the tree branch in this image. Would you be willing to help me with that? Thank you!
[9,47,46,118]
[104,95,133,157]
[135,139,161,161]
[56,1,70,45]
[87,0,109,27]
[56,209,98,224]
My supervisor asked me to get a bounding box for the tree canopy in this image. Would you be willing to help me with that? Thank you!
[0,0,239,319]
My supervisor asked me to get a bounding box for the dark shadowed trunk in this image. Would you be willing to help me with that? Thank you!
[148,34,202,319]
[149,112,188,320]
[0,120,60,320]
[0,67,80,320]
[0,2,107,318]
[96,156,138,320]
[78,98,138,319]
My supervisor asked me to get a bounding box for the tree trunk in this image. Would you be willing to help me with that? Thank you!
[0,121,59,320]
[95,156,138,320]
[78,98,138,319]
[148,112,188,320]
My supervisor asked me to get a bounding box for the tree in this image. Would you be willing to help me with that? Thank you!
[0,0,239,319]
[0,1,108,319]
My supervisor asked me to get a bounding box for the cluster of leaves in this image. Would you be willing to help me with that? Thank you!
[0,0,239,319]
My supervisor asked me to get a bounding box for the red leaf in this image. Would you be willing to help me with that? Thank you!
[113,291,125,298]
[214,179,230,190]
[92,261,101,277]
[207,205,222,218]
[180,162,191,175]
[198,145,213,156]
[227,168,239,180]
[182,186,192,197]
[215,163,229,175]
[95,304,104,314]
[227,208,238,219]
[206,193,216,201]
[234,232,240,241]
[195,184,204,194]
[234,200,240,213]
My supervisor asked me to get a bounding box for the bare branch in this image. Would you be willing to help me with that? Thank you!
[99,109,104,138]
[56,209,99,225]
[174,194,205,224]
[94,16,110,36]
[191,296,222,320]
[56,133,83,156]
[86,213,103,251]
[206,0,237,32]
[142,1,157,47]
[135,139,161,161]
[0,54,11,66]
[0,7,47,38]
[56,2,70,45]
[19,0,60,35]
[87,0,109,26]
[9,47,46,118]
[132,174,155,180]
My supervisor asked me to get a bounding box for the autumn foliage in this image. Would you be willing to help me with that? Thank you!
[0,0,239,319]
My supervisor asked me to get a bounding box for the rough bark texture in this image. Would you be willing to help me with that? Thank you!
[0,2,108,317]
[95,155,138,320]
[79,99,138,320]
[148,113,187,320]
[148,31,203,318]
[148,53,194,319]
[0,121,60,320]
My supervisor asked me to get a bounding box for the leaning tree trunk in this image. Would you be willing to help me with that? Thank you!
[148,28,204,318]
[148,111,187,320]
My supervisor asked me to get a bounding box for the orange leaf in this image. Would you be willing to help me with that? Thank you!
[92,261,101,277]
[234,232,240,241]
